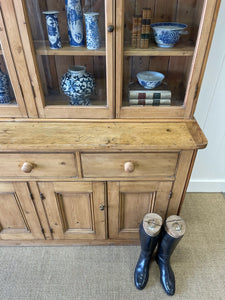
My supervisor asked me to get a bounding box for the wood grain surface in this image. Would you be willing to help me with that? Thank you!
[0,120,207,151]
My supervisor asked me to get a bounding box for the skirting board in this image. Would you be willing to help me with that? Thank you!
[187,180,225,192]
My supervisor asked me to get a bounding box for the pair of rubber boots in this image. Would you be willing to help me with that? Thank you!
[134,213,186,295]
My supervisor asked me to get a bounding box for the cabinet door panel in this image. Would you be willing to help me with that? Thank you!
[13,0,115,118]
[38,182,106,240]
[0,9,28,117]
[116,0,219,119]
[0,182,44,240]
[108,181,172,239]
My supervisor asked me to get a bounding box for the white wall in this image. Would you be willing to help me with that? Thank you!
[188,0,225,192]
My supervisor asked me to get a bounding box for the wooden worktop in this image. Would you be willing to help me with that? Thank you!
[0,119,207,152]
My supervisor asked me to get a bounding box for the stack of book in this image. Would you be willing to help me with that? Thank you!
[128,82,172,106]
[132,8,152,48]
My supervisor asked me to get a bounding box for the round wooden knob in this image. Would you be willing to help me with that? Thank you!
[124,161,135,173]
[21,162,34,173]
[107,25,114,32]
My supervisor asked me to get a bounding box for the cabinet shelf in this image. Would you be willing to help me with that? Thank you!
[45,94,106,107]
[34,41,106,56]
[124,42,195,57]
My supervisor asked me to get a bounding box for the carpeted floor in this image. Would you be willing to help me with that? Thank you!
[0,193,225,300]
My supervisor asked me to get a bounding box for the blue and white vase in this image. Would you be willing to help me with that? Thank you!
[0,69,11,104]
[84,12,100,50]
[43,11,62,49]
[61,65,95,105]
[65,0,84,47]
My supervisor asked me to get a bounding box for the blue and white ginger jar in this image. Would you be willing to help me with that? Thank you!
[65,0,84,47]
[0,69,11,104]
[61,65,95,105]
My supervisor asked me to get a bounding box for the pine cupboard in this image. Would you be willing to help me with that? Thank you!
[0,0,220,245]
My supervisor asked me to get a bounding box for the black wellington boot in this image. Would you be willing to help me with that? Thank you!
[134,213,162,290]
[156,215,186,296]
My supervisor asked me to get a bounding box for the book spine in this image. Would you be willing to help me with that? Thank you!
[136,16,142,48]
[129,91,172,99]
[140,8,152,48]
[132,16,138,48]
[129,99,171,106]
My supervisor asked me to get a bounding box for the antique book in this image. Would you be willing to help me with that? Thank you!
[129,98,171,106]
[140,8,152,48]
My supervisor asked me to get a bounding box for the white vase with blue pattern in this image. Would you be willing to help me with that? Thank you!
[65,0,84,47]
[43,11,62,49]
[0,69,11,104]
[84,12,100,50]
[61,66,95,105]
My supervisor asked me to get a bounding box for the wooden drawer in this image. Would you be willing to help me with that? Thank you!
[81,153,179,178]
[0,153,77,178]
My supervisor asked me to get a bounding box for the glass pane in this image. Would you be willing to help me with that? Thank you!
[123,0,204,108]
[25,0,106,107]
[0,51,17,105]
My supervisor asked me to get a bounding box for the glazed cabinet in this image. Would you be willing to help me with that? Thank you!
[0,0,220,119]
[0,0,220,245]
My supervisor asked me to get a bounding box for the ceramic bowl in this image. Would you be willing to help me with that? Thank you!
[137,71,165,89]
[150,22,188,48]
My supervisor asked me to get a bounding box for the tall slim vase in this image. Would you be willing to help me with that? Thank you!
[84,12,100,50]
[65,0,84,47]
[42,11,62,49]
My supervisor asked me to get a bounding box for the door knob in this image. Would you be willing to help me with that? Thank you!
[107,25,114,32]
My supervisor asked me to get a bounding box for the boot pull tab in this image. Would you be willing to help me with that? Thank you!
[147,219,157,229]
[172,221,182,232]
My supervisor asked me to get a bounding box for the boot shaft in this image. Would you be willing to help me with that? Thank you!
[139,213,162,253]
[157,229,183,259]
[157,215,185,259]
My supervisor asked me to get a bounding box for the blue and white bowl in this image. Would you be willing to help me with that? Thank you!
[137,71,165,89]
[151,22,188,48]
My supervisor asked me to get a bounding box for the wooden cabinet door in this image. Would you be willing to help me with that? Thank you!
[108,181,172,240]
[0,8,30,118]
[38,182,106,240]
[11,0,115,119]
[115,0,220,119]
[0,182,44,240]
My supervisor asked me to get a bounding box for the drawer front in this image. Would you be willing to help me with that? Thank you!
[0,153,77,178]
[81,153,179,178]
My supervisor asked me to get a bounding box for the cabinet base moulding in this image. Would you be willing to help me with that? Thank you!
[0,239,140,246]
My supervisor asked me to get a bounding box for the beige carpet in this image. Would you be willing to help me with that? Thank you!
[0,193,225,300]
